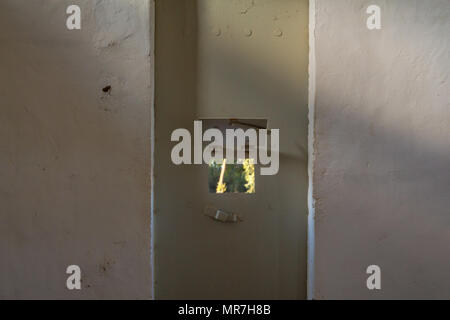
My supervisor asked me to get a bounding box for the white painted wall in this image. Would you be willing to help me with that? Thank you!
[313,0,450,299]
[0,0,153,299]
[4,0,448,301]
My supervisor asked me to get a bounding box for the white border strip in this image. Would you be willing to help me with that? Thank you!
[307,0,316,301]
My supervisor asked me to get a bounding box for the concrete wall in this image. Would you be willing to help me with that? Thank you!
[0,0,153,299]
[313,0,450,299]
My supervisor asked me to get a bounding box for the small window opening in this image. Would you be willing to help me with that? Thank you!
[208,159,255,194]
[202,118,267,194]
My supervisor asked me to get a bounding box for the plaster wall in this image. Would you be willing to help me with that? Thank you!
[313,0,450,299]
[0,0,153,299]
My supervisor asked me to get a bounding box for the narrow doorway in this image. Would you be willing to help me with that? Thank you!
[154,0,309,299]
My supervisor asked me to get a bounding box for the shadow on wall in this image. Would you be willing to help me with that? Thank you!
[154,0,200,299]
[313,0,450,299]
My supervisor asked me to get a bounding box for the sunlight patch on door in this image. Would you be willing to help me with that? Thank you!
[208,159,255,194]
[202,118,266,194]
